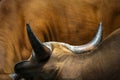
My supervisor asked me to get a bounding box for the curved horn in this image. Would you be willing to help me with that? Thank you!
[70,22,103,53]
[44,22,103,54]
[26,24,51,61]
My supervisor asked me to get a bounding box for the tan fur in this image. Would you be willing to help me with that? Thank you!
[42,28,120,80]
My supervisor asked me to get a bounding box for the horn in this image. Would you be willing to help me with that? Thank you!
[44,22,103,54]
[67,22,103,53]
[26,24,51,61]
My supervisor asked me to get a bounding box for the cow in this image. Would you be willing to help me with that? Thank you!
[11,23,120,80]
[0,0,120,79]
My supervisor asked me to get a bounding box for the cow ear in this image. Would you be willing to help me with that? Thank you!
[14,61,37,80]
[14,61,31,74]
[26,24,51,62]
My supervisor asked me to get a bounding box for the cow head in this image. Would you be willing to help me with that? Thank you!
[12,23,103,80]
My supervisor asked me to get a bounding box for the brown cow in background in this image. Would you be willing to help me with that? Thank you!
[0,0,120,79]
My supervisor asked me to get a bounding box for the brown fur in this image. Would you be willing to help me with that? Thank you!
[0,0,120,79]
[45,29,120,80]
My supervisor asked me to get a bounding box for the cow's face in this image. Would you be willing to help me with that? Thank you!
[13,23,102,80]
[14,44,74,80]
[14,53,58,80]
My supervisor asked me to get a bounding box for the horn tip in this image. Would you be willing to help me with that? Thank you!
[99,22,102,25]
[98,22,103,31]
[26,23,32,34]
